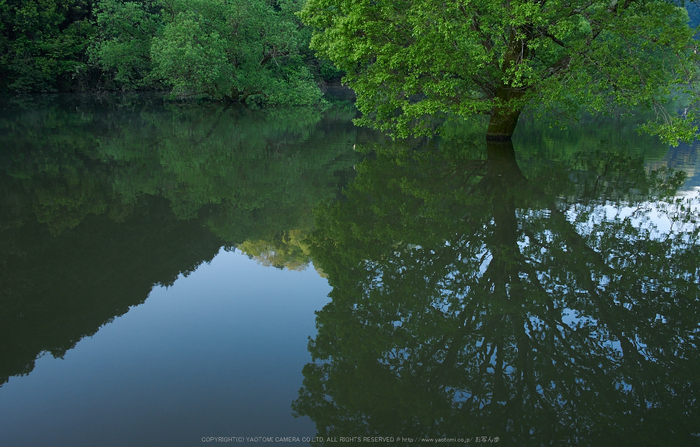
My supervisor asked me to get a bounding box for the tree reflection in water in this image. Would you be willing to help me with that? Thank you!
[293,137,700,446]
[0,99,363,386]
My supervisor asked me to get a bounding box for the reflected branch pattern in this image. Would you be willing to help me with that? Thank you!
[294,138,700,446]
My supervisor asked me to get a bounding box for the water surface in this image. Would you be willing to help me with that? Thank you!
[1,95,699,446]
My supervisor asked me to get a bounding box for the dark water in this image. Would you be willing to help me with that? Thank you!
[0,95,699,447]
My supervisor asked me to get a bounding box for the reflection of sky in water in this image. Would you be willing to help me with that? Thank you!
[0,250,330,447]
[568,188,700,240]
[650,141,700,190]
[552,188,700,370]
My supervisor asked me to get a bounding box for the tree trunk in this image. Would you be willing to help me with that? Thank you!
[486,106,522,140]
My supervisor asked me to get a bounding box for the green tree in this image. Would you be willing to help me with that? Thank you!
[300,0,700,142]
[151,0,323,105]
[0,0,96,92]
[89,0,163,89]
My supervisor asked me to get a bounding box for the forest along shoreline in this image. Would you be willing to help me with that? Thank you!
[0,0,345,107]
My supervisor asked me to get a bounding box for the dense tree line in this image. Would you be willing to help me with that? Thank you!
[0,0,343,104]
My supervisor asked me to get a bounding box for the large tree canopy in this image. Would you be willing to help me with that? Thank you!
[301,0,700,141]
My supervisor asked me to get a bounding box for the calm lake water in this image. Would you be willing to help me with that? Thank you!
[1,94,699,446]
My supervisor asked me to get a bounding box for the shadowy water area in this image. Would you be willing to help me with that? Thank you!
[0,95,699,446]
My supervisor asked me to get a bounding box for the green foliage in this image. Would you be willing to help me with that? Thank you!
[90,0,163,89]
[0,0,96,92]
[317,58,344,82]
[0,0,337,102]
[150,0,323,105]
[238,229,315,271]
[301,0,700,141]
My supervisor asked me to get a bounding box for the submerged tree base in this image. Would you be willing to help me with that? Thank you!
[485,108,522,140]
[485,134,514,141]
